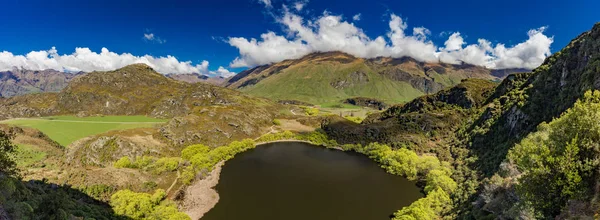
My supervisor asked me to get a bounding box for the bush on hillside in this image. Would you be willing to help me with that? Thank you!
[181,144,210,161]
[151,157,180,174]
[114,156,133,168]
[272,119,282,125]
[110,189,189,220]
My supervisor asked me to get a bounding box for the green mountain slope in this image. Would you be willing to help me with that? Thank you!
[240,59,423,104]
[226,52,519,105]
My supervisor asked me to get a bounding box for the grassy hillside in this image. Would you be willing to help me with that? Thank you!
[241,60,424,104]
[227,52,511,105]
[1,115,167,146]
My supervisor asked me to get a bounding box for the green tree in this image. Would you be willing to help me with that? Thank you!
[509,90,600,217]
[424,169,457,194]
[0,130,17,176]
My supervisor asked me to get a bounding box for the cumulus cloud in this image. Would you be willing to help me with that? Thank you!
[441,32,465,51]
[259,0,271,7]
[227,11,553,69]
[210,66,236,77]
[143,32,166,44]
[0,47,234,77]
[352,13,361,21]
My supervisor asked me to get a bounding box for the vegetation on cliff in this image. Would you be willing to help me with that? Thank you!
[322,23,600,219]
[507,90,600,218]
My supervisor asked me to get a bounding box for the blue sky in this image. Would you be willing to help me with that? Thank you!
[0,0,598,75]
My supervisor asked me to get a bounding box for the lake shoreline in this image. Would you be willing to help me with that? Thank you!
[255,139,344,151]
[180,140,343,220]
[180,161,224,220]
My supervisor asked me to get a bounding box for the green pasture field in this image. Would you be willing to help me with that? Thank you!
[1,115,168,146]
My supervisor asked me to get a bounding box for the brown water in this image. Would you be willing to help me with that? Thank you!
[201,142,423,220]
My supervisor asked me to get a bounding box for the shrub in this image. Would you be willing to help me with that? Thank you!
[297,131,338,146]
[110,189,190,220]
[272,119,282,125]
[344,116,363,123]
[300,106,319,116]
[181,144,210,161]
[151,157,180,174]
[133,156,155,169]
[142,181,158,191]
[256,130,296,142]
[424,169,457,194]
[393,188,452,220]
[183,139,256,184]
[358,142,456,218]
[114,156,133,168]
[180,166,197,185]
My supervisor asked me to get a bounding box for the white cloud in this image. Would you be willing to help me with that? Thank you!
[229,32,312,68]
[442,32,465,51]
[144,33,154,40]
[352,13,361,21]
[210,66,236,77]
[259,0,271,7]
[227,11,553,69]
[294,1,306,11]
[143,32,166,44]
[0,47,235,77]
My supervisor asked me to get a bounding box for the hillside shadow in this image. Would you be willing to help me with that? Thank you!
[0,176,130,220]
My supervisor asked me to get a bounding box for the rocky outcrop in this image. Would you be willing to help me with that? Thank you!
[330,71,369,89]
[66,128,171,167]
[343,97,387,110]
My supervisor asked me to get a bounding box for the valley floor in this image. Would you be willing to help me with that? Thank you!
[0,115,167,146]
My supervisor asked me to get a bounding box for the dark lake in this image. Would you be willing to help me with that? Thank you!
[201,142,423,220]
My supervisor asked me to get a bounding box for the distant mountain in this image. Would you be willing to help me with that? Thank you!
[165,73,226,85]
[0,63,279,147]
[0,68,229,98]
[224,51,528,105]
[0,68,82,97]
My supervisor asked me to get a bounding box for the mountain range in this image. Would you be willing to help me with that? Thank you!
[0,64,279,147]
[0,53,526,105]
[224,51,527,105]
[0,69,224,98]
[0,68,83,97]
